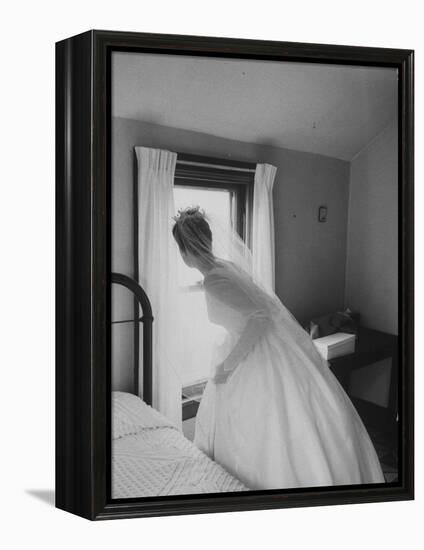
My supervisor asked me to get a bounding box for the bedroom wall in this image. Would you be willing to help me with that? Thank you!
[344,118,398,335]
[112,117,350,390]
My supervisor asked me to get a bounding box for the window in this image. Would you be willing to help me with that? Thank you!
[174,186,231,286]
[172,154,255,414]
[174,153,254,244]
[173,154,255,294]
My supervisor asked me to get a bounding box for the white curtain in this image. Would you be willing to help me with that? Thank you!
[252,163,277,293]
[135,146,182,428]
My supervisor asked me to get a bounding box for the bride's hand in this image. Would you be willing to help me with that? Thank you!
[213,362,231,384]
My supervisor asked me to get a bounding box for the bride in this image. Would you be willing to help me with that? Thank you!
[172,206,385,490]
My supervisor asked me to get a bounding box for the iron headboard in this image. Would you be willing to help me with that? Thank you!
[111,272,153,405]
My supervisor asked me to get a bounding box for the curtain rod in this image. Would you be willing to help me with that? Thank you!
[176,160,256,173]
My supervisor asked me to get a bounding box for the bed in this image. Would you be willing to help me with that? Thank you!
[112,391,247,498]
[111,273,247,498]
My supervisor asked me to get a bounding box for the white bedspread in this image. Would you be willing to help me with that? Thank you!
[112,392,247,498]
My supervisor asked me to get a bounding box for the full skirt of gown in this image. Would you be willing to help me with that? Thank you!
[194,325,385,490]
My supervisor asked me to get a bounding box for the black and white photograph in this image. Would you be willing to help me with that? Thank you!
[110,51,400,498]
[2,0,422,541]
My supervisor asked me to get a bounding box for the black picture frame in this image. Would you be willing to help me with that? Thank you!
[55,30,414,521]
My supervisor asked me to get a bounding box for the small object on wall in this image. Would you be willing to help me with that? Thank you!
[318,205,327,222]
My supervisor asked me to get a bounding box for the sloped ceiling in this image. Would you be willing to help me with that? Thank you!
[112,52,398,161]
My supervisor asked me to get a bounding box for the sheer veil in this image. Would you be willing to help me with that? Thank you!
[172,206,318,448]
[171,205,337,455]
[173,206,253,279]
[171,207,385,488]
[172,206,310,347]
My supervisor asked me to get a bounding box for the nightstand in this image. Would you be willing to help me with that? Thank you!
[329,327,398,432]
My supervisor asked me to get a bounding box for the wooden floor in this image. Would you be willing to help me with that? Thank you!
[367,424,398,482]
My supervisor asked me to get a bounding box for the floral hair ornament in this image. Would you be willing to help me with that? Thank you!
[172,205,207,224]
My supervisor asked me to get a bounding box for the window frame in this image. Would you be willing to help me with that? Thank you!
[173,154,256,418]
[174,153,255,247]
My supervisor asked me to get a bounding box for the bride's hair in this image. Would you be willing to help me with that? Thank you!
[172,206,213,257]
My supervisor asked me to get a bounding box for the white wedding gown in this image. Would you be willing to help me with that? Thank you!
[194,260,385,490]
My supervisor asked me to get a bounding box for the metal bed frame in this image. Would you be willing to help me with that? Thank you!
[111,272,153,405]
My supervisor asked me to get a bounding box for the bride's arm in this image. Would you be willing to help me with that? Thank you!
[220,311,271,375]
[205,271,272,383]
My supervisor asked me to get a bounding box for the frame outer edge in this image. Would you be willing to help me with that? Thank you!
[56,30,96,520]
[56,30,414,520]
[400,50,414,499]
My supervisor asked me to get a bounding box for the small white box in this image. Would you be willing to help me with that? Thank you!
[313,332,356,360]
